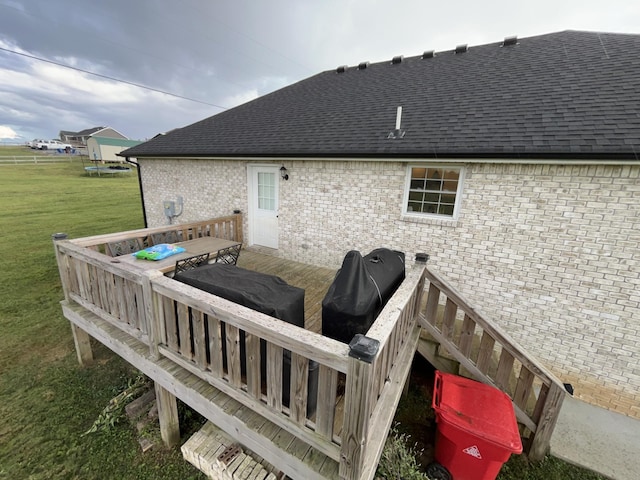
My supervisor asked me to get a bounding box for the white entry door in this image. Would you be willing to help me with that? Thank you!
[248,165,279,249]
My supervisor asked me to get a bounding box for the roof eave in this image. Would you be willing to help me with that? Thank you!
[120,150,640,163]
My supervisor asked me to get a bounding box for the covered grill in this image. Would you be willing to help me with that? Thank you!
[321,248,405,344]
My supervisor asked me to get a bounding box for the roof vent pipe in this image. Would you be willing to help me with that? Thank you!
[422,50,435,59]
[336,65,348,73]
[387,106,406,139]
[502,35,518,46]
[455,44,468,54]
[358,61,369,70]
[391,55,403,64]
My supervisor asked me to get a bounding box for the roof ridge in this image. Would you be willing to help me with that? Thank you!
[327,30,638,73]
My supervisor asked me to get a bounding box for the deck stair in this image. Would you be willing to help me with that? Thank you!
[417,333,460,375]
[416,267,567,460]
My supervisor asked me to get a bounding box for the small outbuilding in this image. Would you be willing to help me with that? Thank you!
[87,136,142,162]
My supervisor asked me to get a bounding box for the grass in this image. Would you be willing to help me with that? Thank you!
[0,157,205,479]
[0,154,605,479]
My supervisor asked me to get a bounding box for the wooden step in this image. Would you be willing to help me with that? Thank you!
[417,335,460,374]
[182,421,282,480]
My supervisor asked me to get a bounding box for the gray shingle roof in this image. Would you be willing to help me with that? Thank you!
[122,31,640,160]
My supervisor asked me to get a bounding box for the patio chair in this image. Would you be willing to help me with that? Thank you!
[150,230,180,245]
[106,238,143,257]
[174,253,210,275]
[215,243,242,265]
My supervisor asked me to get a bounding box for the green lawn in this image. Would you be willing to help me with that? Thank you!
[0,159,205,479]
[0,156,604,479]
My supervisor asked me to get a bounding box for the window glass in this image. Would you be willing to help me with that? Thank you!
[258,172,276,211]
[405,166,462,218]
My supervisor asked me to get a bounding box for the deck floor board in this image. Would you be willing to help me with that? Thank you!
[237,250,336,334]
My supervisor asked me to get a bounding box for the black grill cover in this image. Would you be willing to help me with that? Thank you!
[174,264,304,327]
[322,248,405,343]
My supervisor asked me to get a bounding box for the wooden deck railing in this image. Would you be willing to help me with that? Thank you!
[150,257,428,480]
[150,273,348,461]
[52,215,428,480]
[72,214,243,251]
[419,267,565,461]
[55,243,153,343]
[54,214,243,344]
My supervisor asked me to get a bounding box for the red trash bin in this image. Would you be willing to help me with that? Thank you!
[430,371,523,480]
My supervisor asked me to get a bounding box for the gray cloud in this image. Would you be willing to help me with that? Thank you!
[0,0,638,141]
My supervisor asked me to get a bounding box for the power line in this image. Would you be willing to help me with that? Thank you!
[0,1,257,93]
[0,46,228,110]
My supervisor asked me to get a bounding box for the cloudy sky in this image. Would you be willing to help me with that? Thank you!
[1,0,638,143]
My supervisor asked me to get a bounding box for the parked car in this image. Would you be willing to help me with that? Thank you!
[37,139,73,150]
[30,139,45,149]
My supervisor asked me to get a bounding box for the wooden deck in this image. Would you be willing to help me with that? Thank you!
[53,215,567,479]
[53,215,426,480]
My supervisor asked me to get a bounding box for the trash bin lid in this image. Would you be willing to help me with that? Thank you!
[433,371,523,453]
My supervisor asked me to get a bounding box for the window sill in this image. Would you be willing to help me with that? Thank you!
[400,213,459,228]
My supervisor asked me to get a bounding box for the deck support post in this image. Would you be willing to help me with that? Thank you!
[339,335,380,480]
[71,323,93,365]
[155,382,180,447]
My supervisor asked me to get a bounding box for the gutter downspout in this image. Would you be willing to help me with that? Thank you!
[125,156,148,228]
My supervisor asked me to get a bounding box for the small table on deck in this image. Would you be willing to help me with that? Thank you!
[111,237,241,273]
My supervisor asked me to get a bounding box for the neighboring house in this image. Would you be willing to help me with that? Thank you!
[86,136,142,162]
[121,31,640,419]
[59,126,127,146]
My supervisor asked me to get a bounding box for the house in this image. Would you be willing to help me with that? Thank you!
[59,126,127,146]
[86,136,142,162]
[121,30,640,420]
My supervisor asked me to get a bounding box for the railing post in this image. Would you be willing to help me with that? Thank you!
[143,270,164,360]
[233,210,243,243]
[413,253,429,313]
[339,335,380,480]
[52,233,71,301]
[528,382,566,460]
[52,232,94,365]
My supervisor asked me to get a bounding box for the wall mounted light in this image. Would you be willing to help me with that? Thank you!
[280,165,289,180]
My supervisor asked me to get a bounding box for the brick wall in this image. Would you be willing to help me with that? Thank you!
[139,158,248,227]
[449,163,640,418]
[140,158,640,417]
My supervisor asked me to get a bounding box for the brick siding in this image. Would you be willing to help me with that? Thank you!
[140,158,640,417]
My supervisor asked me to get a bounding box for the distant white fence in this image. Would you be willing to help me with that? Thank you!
[0,155,79,165]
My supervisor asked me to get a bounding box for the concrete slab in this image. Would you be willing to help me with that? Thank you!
[550,395,640,480]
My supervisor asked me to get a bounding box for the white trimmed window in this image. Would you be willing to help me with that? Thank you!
[403,165,464,218]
